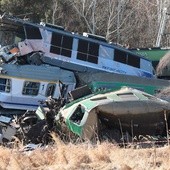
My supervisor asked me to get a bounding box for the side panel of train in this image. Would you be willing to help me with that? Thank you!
[89,81,167,95]
[0,77,75,110]
[16,23,154,78]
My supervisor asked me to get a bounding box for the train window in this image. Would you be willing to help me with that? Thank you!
[25,25,42,39]
[114,49,127,64]
[77,40,88,53]
[77,40,98,64]
[77,52,87,61]
[88,55,98,64]
[62,36,73,50]
[50,33,62,54]
[50,46,61,54]
[61,49,72,57]
[46,84,56,97]
[0,78,11,93]
[70,104,85,125]
[128,54,140,68]
[22,81,40,96]
[51,32,62,46]
[61,35,73,57]
[50,33,73,57]
[77,40,88,61]
[88,42,99,56]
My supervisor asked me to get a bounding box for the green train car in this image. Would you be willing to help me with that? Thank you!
[76,71,170,95]
[58,86,170,141]
[130,47,170,68]
[89,80,168,95]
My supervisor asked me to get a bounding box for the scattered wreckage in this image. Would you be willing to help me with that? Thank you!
[0,115,16,144]
[0,14,170,147]
[4,86,168,146]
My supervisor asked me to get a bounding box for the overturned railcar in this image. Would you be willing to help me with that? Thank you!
[0,14,154,78]
[59,87,170,141]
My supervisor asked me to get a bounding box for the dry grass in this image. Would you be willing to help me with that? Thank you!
[0,135,170,170]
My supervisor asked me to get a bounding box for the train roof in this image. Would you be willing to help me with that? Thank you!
[0,64,76,83]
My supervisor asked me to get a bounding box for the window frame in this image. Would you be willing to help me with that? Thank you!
[127,53,140,68]
[114,49,127,64]
[50,32,73,58]
[0,78,11,93]
[22,81,40,96]
[69,105,85,125]
[77,39,99,64]
[25,25,42,39]
[114,49,141,68]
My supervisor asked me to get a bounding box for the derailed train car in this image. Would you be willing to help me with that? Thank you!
[57,87,170,142]
[3,86,170,145]
[0,64,76,111]
[0,14,154,78]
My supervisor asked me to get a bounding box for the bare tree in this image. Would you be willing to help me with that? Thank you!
[105,0,117,41]
[2,0,168,48]
[67,0,98,34]
[51,0,63,24]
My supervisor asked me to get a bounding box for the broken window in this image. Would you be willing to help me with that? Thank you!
[45,83,56,97]
[70,105,85,125]
[22,81,40,96]
[0,78,11,93]
[0,31,14,47]
[25,25,42,39]
[0,24,25,47]
[77,39,99,64]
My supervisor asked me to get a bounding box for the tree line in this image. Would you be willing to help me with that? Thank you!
[0,0,170,48]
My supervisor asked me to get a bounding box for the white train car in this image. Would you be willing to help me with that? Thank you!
[0,64,76,110]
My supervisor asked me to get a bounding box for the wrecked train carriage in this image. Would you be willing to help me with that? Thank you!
[0,14,154,78]
[0,64,76,111]
[76,71,170,95]
[58,87,170,141]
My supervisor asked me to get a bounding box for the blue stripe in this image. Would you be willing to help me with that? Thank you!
[1,101,39,107]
